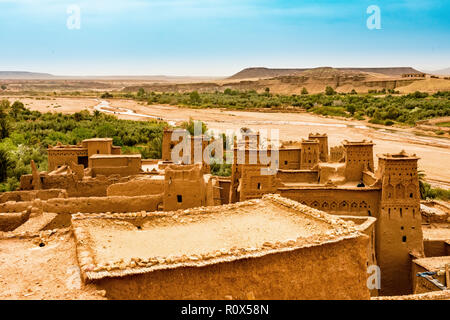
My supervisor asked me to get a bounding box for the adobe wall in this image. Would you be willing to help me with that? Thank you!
[277,170,319,184]
[238,164,279,202]
[376,154,423,296]
[330,146,345,163]
[300,140,319,169]
[94,237,370,300]
[423,240,448,258]
[20,173,133,197]
[343,142,374,182]
[217,179,230,205]
[278,188,381,218]
[309,134,329,162]
[107,179,164,197]
[0,189,67,203]
[42,195,163,214]
[278,149,301,170]
[47,148,88,171]
[0,211,30,232]
[90,156,141,177]
[163,164,208,211]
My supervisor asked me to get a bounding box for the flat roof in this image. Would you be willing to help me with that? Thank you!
[72,194,361,281]
[422,224,450,241]
[413,256,450,271]
[82,138,113,142]
[89,154,141,159]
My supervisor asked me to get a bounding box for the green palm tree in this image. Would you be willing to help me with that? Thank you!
[418,170,427,199]
[0,149,12,183]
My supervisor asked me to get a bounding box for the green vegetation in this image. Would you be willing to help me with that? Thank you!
[436,121,450,127]
[118,88,450,126]
[419,171,450,201]
[0,99,166,191]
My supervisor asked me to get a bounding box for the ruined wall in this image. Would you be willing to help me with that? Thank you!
[95,237,370,300]
[423,240,448,258]
[107,179,164,197]
[0,211,30,231]
[20,173,132,197]
[42,195,162,214]
[0,189,67,203]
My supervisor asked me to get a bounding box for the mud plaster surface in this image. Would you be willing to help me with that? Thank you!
[82,201,333,266]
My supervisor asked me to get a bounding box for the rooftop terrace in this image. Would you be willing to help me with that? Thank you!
[72,194,360,281]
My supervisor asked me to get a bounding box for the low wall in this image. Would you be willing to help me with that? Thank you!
[0,211,30,231]
[277,170,318,184]
[43,194,163,214]
[0,189,67,204]
[424,240,448,257]
[94,237,370,300]
[107,179,164,197]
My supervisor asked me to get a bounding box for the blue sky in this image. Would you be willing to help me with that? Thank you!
[0,0,449,76]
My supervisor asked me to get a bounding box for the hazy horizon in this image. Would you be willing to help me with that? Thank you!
[0,0,449,76]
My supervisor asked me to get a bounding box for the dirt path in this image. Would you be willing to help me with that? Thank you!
[0,232,104,300]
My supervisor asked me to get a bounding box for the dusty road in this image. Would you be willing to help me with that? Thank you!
[14,96,450,186]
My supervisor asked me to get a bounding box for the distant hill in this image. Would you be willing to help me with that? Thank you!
[0,71,55,79]
[429,68,450,76]
[229,67,424,79]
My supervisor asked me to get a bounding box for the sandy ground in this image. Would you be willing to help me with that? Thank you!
[0,232,104,300]
[6,96,450,186]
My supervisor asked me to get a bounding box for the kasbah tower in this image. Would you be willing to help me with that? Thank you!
[376,151,424,295]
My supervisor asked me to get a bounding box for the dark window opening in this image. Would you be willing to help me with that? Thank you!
[78,156,88,168]
[284,161,288,165]
[257,183,262,190]
[401,226,404,230]
[177,195,182,203]
[402,236,407,243]
[368,210,372,216]
[97,150,100,154]
[409,193,413,198]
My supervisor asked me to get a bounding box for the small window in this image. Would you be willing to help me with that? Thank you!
[97,150,100,154]
[284,161,288,165]
[368,210,372,216]
[177,195,182,203]
[257,183,262,190]
[401,226,404,230]
[402,236,407,243]
[409,193,413,198]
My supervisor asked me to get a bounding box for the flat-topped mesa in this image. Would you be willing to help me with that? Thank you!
[72,194,370,300]
[342,140,375,182]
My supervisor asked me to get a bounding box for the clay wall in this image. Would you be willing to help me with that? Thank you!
[423,240,448,258]
[82,139,114,157]
[238,164,278,202]
[42,195,162,214]
[278,188,381,218]
[0,211,30,232]
[277,170,319,184]
[107,179,164,197]
[300,140,319,169]
[163,164,208,211]
[278,149,301,170]
[330,146,345,163]
[309,133,329,162]
[47,148,88,171]
[0,189,67,203]
[376,154,423,296]
[94,237,370,300]
[89,155,142,177]
[343,142,374,182]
